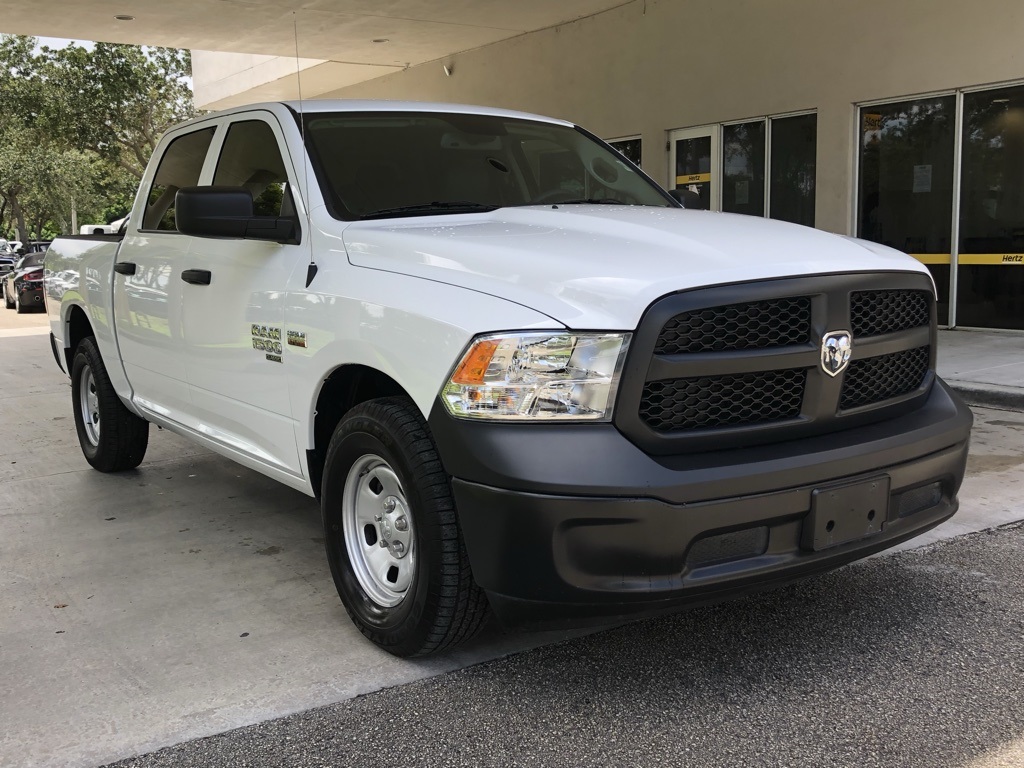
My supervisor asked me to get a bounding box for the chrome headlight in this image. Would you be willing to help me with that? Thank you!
[440,332,631,421]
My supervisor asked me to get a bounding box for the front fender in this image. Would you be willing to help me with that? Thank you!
[286,267,561,451]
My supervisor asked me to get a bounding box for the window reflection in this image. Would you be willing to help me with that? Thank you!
[675,136,713,211]
[770,114,816,227]
[722,121,765,217]
[858,96,955,323]
[955,87,1024,328]
[608,138,642,167]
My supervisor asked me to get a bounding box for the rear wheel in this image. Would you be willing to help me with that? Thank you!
[71,337,149,471]
[322,397,489,657]
[15,291,26,313]
[4,287,13,309]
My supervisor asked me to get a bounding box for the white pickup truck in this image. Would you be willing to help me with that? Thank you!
[45,101,972,657]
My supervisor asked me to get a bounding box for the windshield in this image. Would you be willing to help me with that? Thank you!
[19,253,45,269]
[302,112,673,219]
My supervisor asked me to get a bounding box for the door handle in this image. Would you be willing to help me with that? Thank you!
[113,262,137,276]
[181,269,212,285]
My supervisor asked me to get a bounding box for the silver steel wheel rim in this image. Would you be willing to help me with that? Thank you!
[79,364,101,447]
[342,454,415,608]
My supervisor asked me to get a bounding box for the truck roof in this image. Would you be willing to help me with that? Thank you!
[169,100,575,133]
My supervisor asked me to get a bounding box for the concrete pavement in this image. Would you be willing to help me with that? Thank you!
[3,310,1024,768]
[937,327,1024,409]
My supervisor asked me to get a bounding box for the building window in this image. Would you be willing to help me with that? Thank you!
[858,96,955,324]
[608,137,642,167]
[957,84,1024,329]
[858,83,1024,329]
[770,113,817,226]
[722,121,766,217]
[673,112,816,227]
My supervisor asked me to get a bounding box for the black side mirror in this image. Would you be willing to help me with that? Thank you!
[668,188,705,210]
[175,186,298,244]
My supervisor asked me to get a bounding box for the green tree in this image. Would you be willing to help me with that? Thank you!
[44,42,194,179]
[0,35,194,243]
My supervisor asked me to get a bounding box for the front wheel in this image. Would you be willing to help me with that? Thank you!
[71,337,149,471]
[4,287,13,309]
[322,397,489,657]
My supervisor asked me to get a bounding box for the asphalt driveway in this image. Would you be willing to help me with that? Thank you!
[104,522,1024,768]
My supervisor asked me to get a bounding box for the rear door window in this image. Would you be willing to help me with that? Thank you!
[143,127,216,231]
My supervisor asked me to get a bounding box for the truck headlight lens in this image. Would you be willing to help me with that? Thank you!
[441,332,631,421]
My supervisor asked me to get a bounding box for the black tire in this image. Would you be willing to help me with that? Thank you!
[71,337,149,471]
[4,287,13,309]
[322,396,489,657]
[15,291,26,313]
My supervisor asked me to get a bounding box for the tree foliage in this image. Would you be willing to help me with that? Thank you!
[0,35,194,244]
[44,43,194,179]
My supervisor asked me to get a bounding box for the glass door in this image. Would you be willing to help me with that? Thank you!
[669,126,719,211]
[857,96,956,325]
[956,84,1024,329]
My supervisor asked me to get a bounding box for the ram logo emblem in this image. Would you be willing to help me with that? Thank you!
[820,330,853,377]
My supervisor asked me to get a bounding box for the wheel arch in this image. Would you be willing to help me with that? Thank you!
[64,303,94,371]
[307,364,408,499]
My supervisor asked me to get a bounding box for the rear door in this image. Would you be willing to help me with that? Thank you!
[114,124,217,420]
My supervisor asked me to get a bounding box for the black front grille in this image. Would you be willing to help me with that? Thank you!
[640,369,805,432]
[655,297,811,355]
[618,274,936,455]
[850,290,930,337]
[840,346,930,410]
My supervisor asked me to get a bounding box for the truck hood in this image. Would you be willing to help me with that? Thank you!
[342,206,926,329]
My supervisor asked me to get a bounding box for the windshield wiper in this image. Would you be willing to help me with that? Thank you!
[363,201,499,219]
[550,198,631,205]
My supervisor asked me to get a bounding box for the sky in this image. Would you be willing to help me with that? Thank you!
[35,36,94,51]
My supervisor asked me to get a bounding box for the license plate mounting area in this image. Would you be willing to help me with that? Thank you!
[801,475,891,552]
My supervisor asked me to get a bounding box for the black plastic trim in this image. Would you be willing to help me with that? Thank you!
[480,499,956,630]
[49,332,65,374]
[429,378,971,504]
[446,433,967,627]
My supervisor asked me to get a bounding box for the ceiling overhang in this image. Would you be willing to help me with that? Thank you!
[1,1,631,107]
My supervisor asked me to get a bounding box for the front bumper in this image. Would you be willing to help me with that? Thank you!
[429,379,972,629]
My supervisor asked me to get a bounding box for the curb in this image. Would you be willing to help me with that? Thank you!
[946,381,1024,412]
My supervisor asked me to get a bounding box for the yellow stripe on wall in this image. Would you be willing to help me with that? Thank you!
[907,253,1024,266]
[909,254,951,265]
[958,253,1024,265]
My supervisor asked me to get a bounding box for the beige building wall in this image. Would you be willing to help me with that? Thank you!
[299,0,1024,236]
[193,51,408,110]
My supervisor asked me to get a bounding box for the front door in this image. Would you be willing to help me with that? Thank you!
[179,112,308,478]
[668,126,719,212]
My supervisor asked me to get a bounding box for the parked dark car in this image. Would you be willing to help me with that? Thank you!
[0,256,17,295]
[4,252,46,313]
